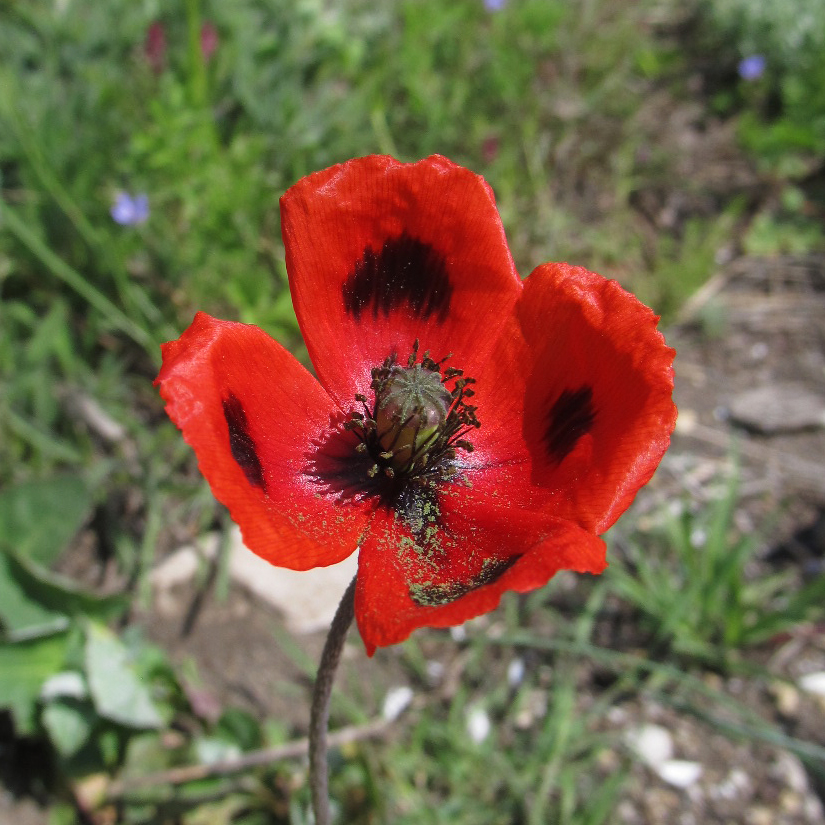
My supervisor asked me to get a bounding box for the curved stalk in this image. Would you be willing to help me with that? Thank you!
[309,575,357,825]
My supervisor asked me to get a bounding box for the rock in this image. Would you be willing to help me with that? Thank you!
[596,748,621,772]
[154,529,360,634]
[382,686,413,722]
[779,788,803,815]
[227,527,358,634]
[711,767,752,802]
[657,759,703,788]
[450,625,468,642]
[507,657,525,687]
[798,671,825,698]
[617,800,641,824]
[465,705,491,744]
[772,752,809,794]
[514,689,547,730]
[425,660,445,684]
[746,806,774,825]
[770,680,801,716]
[674,408,698,434]
[625,724,673,766]
[151,538,220,617]
[151,543,210,590]
[727,383,825,434]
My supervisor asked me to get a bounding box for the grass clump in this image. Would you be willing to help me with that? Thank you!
[607,469,825,666]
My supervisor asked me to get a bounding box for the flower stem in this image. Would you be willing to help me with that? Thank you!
[309,575,357,825]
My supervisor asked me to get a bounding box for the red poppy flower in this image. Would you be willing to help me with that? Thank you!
[156,155,676,655]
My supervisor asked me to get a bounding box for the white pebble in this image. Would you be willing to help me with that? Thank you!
[657,759,703,788]
[750,342,769,360]
[507,657,526,687]
[466,706,491,744]
[425,660,445,683]
[625,724,673,766]
[798,671,825,698]
[382,686,414,722]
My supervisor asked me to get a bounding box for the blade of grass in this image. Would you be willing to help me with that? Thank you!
[137,494,163,609]
[4,408,84,464]
[0,70,172,345]
[529,673,576,825]
[0,199,156,356]
[491,633,825,764]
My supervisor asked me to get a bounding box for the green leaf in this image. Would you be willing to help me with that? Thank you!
[215,707,262,752]
[0,634,68,734]
[85,623,163,729]
[98,726,123,768]
[15,552,127,620]
[0,475,93,566]
[40,670,88,701]
[0,550,127,641]
[183,794,251,825]
[41,698,97,757]
[0,551,69,640]
[121,731,178,779]
[46,803,77,825]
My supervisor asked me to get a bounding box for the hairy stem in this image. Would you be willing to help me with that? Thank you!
[309,575,357,825]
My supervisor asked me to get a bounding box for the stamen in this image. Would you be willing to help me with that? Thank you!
[344,342,479,486]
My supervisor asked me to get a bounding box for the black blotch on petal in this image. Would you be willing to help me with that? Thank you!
[343,233,452,322]
[222,393,266,491]
[409,555,522,607]
[304,412,383,504]
[545,386,596,465]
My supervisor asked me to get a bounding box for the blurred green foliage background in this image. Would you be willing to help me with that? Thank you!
[1,0,824,823]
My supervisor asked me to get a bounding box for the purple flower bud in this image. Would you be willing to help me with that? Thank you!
[738,55,766,81]
[201,22,219,62]
[144,22,166,76]
[111,192,149,226]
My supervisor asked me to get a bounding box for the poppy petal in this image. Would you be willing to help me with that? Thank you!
[156,312,372,569]
[354,486,606,654]
[466,263,676,533]
[280,154,522,409]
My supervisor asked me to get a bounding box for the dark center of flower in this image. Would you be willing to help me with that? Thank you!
[344,341,479,484]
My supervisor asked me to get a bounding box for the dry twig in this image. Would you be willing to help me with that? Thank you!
[104,718,390,800]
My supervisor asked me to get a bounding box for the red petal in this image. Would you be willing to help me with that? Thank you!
[156,313,371,569]
[466,263,676,533]
[280,155,522,409]
[354,487,606,654]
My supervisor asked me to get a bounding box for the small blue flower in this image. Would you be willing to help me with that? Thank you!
[111,192,149,225]
[738,55,766,81]
[484,0,507,10]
